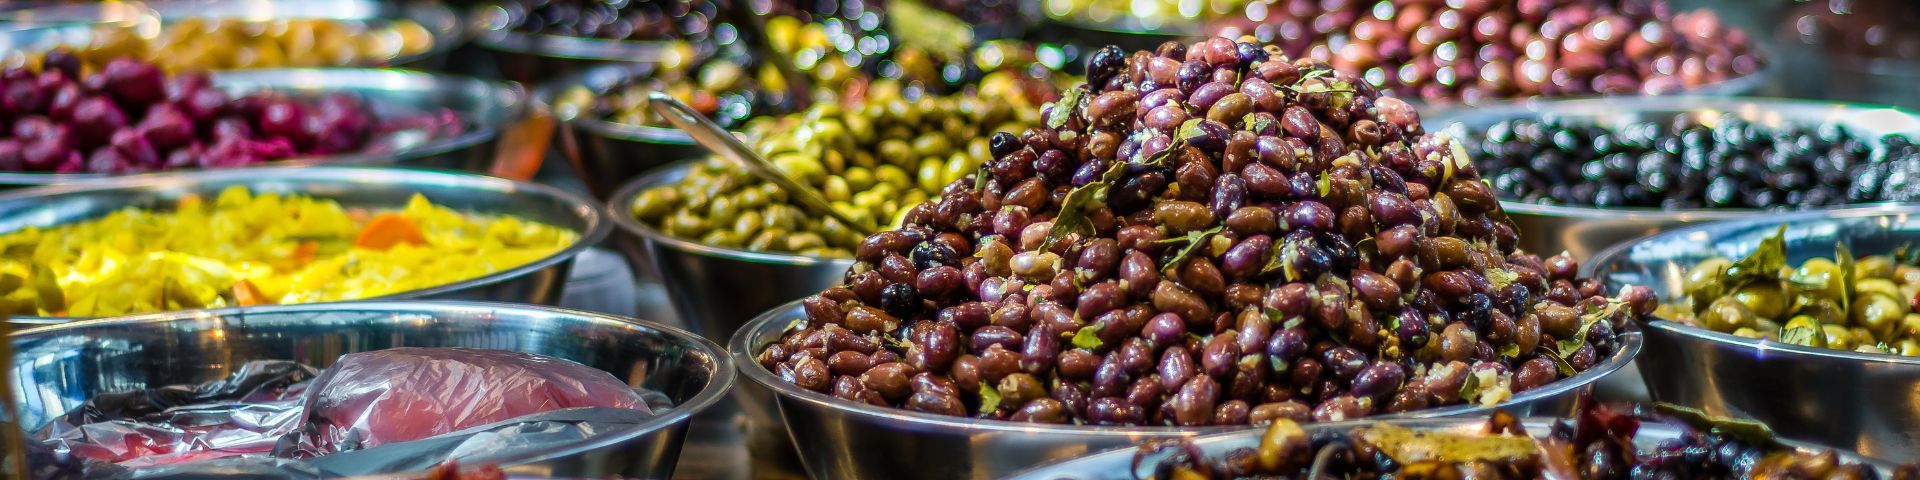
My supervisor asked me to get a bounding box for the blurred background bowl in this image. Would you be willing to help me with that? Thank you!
[0,68,528,187]
[1426,96,1920,260]
[731,300,1643,480]
[1004,413,1909,479]
[1588,205,1920,462]
[540,63,711,202]
[467,0,708,85]
[10,301,733,478]
[0,166,610,324]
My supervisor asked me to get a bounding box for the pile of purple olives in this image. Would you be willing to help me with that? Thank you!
[0,50,459,175]
[757,37,1656,427]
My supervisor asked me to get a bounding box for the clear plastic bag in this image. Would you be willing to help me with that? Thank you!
[289,347,650,455]
[32,348,659,478]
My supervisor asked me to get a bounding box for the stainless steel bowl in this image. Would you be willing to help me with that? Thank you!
[1005,415,1908,479]
[468,1,708,84]
[1426,96,1920,260]
[0,166,611,324]
[540,63,713,201]
[1587,205,1920,462]
[731,300,1644,480]
[0,68,528,187]
[9,301,733,478]
[0,0,467,68]
[606,164,853,345]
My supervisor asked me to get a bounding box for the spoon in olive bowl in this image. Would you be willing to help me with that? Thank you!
[645,91,867,230]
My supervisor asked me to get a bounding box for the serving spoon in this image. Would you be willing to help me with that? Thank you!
[646,92,866,230]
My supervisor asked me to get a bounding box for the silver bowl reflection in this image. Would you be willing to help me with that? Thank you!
[539,63,713,201]
[731,300,1643,480]
[9,301,733,478]
[1425,96,1920,260]
[1587,205,1920,463]
[468,0,707,84]
[0,68,528,187]
[0,166,610,324]
[0,0,467,68]
[1005,415,1907,479]
[606,164,853,345]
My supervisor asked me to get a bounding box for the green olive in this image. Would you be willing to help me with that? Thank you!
[1899,339,1920,357]
[630,187,679,221]
[1856,255,1896,280]
[1793,258,1846,301]
[1821,324,1856,350]
[1701,296,1757,332]
[1852,293,1905,341]
[916,158,944,193]
[1729,283,1788,321]
[1731,327,1766,339]
[1857,278,1905,301]
[942,152,975,187]
[844,167,876,192]
[706,196,741,224]
[878,139,914,167]
[1684,258,1733,298]
[875,165,913,189]
[732,211,763,237]
[824,176,851,202]
[747,230,781,251]
[912,134,953,159]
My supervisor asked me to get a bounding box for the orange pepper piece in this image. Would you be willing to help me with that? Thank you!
[233,279,272,306]
[354,213,427,250]
[292,241,318,266]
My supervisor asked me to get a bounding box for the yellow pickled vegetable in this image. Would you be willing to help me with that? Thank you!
[0,186,574,317]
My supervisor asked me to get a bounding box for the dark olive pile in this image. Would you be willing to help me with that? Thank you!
[1213,0,1761,103]
[1131,403,1915,479]
[1466,115,1920,209]
[0,52,453,174]
[757,37,1655,426]
[500,0,719,40]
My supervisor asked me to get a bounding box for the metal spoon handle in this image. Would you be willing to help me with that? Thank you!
[645,92,864,229]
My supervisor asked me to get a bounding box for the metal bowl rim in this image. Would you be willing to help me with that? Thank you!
[606,162,854,268]
[0,68,526,186]
[1431,96,1920,219]
[1586,203,1920,365]
[10,299,738,467]
[0,166,613,322]
[533,63,699,146]
[729,298,1643,436]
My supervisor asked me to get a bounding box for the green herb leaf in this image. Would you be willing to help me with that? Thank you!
[1157,225,1225,273]
[1316,170,1332,198]
[1496,343,1521,359]
[1778,326,1822,347]
[1177,118,1207,143]
[1725,224,1789,286]
[1458,369,1480,400]
[1244,112,1274,133]
[1654,403,1777,447]
[1537,347,1578,377]
[973,162,991,192]
[978,381,1003,414]
[1040,158,1127,251]
[1072,325,1104,350]
[1556,300,1623,355]
[1045,87,1085,130]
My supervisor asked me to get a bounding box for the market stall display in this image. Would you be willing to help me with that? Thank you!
[0,167,608,322]
[1212,0,1764,104]
[1589,206,1920,462]
[3,0,1919,478]
[10,302,732,478]
[1007,400,1919,479]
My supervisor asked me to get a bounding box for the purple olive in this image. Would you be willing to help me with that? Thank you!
[69,96,128,146]
[101,58,166,105]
